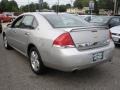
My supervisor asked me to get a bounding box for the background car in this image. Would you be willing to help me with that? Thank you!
[79,15,96,22]
[2,12,114,75]
[110,26,120,45]
[0,14,13,23]
[84,16,120,28]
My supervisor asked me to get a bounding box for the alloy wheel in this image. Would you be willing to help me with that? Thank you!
[30,51,40,72]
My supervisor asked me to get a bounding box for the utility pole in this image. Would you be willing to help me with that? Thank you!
[39,0,43,12]
[70,0,73,13]
[114,0,117,15]
[57,0,59,14]
[89,0,94,19]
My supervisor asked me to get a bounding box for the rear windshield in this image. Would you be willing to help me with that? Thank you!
[42,14,88,28]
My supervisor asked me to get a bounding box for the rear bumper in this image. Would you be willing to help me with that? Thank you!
[43,41,115,71]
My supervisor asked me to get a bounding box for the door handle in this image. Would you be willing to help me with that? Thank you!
[25,32,30,35]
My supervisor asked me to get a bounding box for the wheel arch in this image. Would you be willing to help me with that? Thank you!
[27,43,38,56]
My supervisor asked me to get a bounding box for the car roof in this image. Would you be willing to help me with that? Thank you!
[21,12,56,15]
[21,12,72,16]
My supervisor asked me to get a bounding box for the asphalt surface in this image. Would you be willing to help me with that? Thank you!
[0,33,120,90]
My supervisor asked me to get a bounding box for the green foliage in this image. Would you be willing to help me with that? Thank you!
[42,2,49,9]
[20,2,49,12]
[52,5,67,12]
[51,3,72,12]
[66,4,71,9]
[93,0,99,14]
[0,0,19,12]
[73,0,83,9]
[8,0,19,12]
[59,5,67,12]
[98,0,114,10]
[81,0,89,7]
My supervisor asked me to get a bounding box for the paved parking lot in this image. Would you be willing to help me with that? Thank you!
[0,32,120,90]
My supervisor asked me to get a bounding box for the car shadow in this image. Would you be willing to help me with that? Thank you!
[115,44,120,49]
[11,47,108,82]
[29,65,107,83]
[8,48,113,87]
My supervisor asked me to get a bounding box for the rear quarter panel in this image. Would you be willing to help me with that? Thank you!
[27,14,66,65]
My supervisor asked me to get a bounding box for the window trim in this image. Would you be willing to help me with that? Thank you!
[11,15,24,28]
[11,14,39,30]
[20,15,35,30]
[42,14,87,28]
[24,15,39,29]
[32,17,39,29]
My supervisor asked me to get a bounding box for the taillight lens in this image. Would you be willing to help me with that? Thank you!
[53,32,74,48]
[109,30,112,39]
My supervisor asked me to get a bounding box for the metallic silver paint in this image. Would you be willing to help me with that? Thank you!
[3,12,115,71]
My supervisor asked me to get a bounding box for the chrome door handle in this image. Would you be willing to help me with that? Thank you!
[25,32,30,35]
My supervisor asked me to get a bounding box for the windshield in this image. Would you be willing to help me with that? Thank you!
[42,14,89,28]
[90,16,111,24]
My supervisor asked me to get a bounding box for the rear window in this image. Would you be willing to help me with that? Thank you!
[42,14,88,28]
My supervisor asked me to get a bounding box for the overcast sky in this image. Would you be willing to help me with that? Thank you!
[12,0,75,6]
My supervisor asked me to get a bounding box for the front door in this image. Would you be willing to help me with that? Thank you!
[13,15,35,53]
[8,16,24,48]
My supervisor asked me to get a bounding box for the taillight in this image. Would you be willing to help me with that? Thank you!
[53,32,74,48]
[109,30,112,39]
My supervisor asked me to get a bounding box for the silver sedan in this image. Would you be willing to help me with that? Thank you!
[2,12,115,75]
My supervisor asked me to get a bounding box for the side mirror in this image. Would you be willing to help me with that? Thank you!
[7,23,11,28]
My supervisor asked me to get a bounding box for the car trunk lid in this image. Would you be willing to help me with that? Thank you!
[64,27,110,50]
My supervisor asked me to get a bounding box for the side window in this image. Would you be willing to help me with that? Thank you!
[12,16,24,28]
[110,18,120,24]
[20,15,34,29]
[32,18,38,29]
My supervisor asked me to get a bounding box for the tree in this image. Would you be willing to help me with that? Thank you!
[52,5,67,12]
[8,0,19,12]
[20,2,49,12]
[0,0,19,12]
[0,0,9,12]
[66,4,71,9]
[51,5,57,12]
[73,0,83,9]
[93,0,99,14]
[81,0,89,7]
[42,2,49,9]
[98,0,114,10]
[59,5,67,12]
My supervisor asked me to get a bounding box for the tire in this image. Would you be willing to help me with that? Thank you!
[115,44,120,47]
[0,30,2,33]
[29,47,45,75]
[3,36,11,49]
